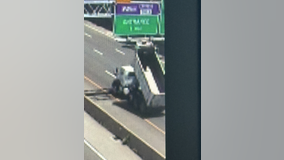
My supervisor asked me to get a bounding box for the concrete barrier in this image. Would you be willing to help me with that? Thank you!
[84,96,165,160]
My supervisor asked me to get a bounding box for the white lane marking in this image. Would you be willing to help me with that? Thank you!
[93,48,103,55]
[105,70,116,79]
[84,96,166,158]
[115,48,125,55]
[84,139,107,160]
[84,32,92,38]
[84,23,114,40]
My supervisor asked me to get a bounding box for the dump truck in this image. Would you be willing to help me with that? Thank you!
[112,40,165,113]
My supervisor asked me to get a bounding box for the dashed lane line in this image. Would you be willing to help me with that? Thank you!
[105,70,116,79]
[93,48,103,55]
[115,48,126,55]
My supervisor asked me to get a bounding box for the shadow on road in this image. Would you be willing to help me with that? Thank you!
[112,100,165,119]
[121,45,136,50]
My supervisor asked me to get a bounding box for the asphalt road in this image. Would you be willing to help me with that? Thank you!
[84,143,103,160]
[84,20,165,131]
[84,79,165,158]
[84,104,143,160]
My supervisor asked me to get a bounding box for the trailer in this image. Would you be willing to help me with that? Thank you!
[112,40,165,113]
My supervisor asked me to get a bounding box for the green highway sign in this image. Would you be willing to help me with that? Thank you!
[114,15,159,35]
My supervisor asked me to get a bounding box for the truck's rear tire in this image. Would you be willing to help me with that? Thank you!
[111,79,121,95]
[127,94,134,106]
[132,96,139,110]
[139,102,147,114]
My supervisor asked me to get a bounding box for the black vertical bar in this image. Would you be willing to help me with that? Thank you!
[166,0,201,160]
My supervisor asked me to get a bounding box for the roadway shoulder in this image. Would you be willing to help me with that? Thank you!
[84,111,142,160]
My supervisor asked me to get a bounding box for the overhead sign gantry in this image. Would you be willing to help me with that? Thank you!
[84,0,114,18]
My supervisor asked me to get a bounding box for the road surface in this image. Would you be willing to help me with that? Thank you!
[84,20,165,131]
[84,143,103,160]
[84,108,142,160]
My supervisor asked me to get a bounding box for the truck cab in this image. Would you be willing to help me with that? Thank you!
[113,65,137,96]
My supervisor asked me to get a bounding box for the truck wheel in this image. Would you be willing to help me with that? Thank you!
[111,79,120,95]
[127,94,134,106]
[139,102,147,114]
[132,97,139,110]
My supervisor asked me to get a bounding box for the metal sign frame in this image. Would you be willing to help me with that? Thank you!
[158,0,164,35]
[84,1,114,18]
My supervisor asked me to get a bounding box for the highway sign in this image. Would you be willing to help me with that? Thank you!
[114,15,159,35]
[159,0,164,35]
[116,3,160,15]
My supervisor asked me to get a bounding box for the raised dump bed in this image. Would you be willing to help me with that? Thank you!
[134,41,165,108]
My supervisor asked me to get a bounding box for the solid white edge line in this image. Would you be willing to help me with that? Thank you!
[115,48,125,55]
[84,23,115,40]
[105,70,116,79]
[84,139,107,160]
[84,32,92,38]
[93,48,103,55]
[84,96,166,159]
